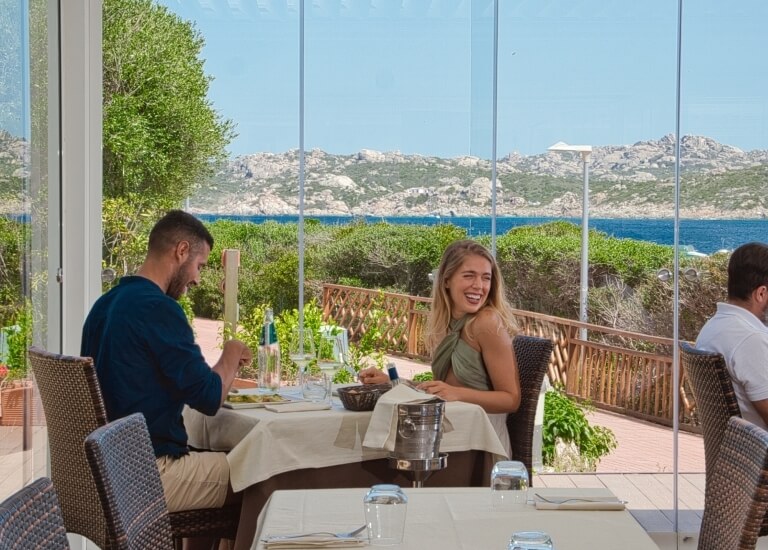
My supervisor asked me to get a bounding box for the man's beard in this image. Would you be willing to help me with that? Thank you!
[166,261,191,301]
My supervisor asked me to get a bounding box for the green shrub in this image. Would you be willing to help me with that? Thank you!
[542,386,617,471]
[412,371,433,383]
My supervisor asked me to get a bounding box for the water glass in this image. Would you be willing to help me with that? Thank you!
[364,484,407,546]
[301,371,330,402]
[508,531,553,550]
[491,460,529,508]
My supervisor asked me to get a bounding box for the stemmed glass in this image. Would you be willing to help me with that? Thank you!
[316,330,345,376]
[288,326,315,375]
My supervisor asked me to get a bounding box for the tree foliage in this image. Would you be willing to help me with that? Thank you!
[102,0,234,203]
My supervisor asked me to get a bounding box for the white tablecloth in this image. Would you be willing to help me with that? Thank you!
[253,487,658,550]
[184,396,508,492]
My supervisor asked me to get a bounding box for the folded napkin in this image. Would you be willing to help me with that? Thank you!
[263,534,366,548]
[533,494,626,511]
[362,384,452,451]
[264,402,332,413]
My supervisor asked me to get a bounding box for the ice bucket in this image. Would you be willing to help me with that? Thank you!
[393,398,445,460]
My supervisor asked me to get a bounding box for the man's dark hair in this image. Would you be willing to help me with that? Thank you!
[728,242,768,300]
[148,210,214,254]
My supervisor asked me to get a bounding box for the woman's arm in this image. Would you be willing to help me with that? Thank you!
[418,309,521,414]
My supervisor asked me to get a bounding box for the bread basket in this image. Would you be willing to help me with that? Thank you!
[336,383,391,411]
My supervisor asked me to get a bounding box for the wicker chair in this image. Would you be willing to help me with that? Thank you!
[28,346,240,549]
[506,334,553,484]
[680,342,742,475]
[0,477,70,549]
[85,413,175,549]
[680,342,768,538]
[698,417,768,549]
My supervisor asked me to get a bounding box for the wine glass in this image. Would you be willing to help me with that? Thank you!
[317,330,345,375]
[288,326,315,374]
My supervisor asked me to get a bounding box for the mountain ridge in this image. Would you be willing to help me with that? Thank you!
[191,134,768,219]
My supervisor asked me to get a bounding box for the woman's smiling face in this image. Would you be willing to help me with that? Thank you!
[445,253,492,318]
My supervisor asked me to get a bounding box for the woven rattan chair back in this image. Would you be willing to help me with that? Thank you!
[0,477,70,549]
[698,417,768,549]
[506,335,553,484]
[28,346,112,547]
[680,342,742,475]
[29,346,240,549]
[85,413,175,549]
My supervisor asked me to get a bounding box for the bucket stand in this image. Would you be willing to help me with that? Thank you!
[387,453,448,488]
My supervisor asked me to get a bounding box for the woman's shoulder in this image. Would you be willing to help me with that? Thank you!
[468,308,508,335]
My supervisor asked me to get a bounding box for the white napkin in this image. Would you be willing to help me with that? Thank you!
[533,494,626,511]
[263,534,366,548]
[264,402,332,413]
[362,384,452,451]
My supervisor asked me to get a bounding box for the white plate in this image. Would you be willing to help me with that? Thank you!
[224,392,305,409]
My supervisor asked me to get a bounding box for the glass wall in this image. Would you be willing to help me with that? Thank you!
[0,0,58,496]
[46,0,767,545]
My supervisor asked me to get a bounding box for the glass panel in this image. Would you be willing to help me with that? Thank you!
[679,0,768,544]
[0,0,57,498]
[497,1,681,531]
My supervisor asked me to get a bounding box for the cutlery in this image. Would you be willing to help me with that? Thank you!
[263,524,367,541]
[533,493,627,505]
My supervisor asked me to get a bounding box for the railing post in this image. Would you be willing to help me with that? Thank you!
[407,297,417,356]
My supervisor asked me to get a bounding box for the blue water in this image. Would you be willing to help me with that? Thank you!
[195,214,768,255]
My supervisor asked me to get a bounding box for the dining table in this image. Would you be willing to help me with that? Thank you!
[252,486,659,549]
[183,387,509,516]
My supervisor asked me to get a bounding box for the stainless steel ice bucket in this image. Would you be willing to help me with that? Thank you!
[393,398,445,460]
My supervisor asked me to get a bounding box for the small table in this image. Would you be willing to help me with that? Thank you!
[184,396,507,492]
[253,487,658,550]
[183,394,507,521]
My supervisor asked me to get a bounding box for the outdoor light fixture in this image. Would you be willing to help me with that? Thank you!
[548,141,593,339]
[657,267,701,282]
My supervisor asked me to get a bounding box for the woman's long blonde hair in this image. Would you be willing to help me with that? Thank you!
[426,240,518,353]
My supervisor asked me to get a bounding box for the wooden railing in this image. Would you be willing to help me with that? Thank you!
[322,283,697,431]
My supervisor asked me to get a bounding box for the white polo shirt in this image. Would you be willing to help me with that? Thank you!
[696,302,768,429]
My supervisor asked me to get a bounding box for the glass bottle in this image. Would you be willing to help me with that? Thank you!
[258,308,281,393]
[387,363,400,386]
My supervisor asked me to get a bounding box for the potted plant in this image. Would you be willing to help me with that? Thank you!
[0,303,35,426]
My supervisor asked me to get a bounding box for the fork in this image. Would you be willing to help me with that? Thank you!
[534,493,626,504]
[263,524,367,541]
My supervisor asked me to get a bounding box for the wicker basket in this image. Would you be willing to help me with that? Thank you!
[337,383,391,411]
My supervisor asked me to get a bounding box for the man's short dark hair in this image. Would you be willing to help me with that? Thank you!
[148,210,214,254]
[728,242,768,300]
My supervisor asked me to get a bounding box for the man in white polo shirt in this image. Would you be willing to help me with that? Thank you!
[696,242,768,429]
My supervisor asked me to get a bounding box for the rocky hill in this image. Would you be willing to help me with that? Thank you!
[191,134,768,219]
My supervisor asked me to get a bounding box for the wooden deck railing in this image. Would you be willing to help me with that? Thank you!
[322,283,697,431]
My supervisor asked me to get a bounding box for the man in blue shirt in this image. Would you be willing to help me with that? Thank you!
[82,210,253,549]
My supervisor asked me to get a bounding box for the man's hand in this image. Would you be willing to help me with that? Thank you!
[215,339,254,402]
[358,367,390,385]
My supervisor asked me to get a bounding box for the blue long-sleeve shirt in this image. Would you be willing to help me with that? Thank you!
[81,276,222,457]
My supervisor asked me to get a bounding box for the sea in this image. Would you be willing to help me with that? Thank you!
[197,214,768,256]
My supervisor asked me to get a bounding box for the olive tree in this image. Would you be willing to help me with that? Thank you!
[102,0,234,204]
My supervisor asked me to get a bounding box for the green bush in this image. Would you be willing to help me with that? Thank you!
[542,386,617,471]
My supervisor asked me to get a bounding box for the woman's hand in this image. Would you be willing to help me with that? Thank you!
[417,380,463,401]
[358,367,390,385]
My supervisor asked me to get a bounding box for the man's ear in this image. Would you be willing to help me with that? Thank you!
[754,285,768,305]
[175,240,190,261]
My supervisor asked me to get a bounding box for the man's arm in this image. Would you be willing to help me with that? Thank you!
[752,398,768,428]
[212,339,253,404]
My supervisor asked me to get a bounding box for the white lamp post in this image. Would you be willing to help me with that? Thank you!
[548,141,592,339]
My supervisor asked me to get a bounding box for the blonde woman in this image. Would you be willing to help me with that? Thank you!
[360,240,521,454]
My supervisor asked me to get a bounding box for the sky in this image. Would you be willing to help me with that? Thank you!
[152,0,768,159]
[5,1,767,159]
